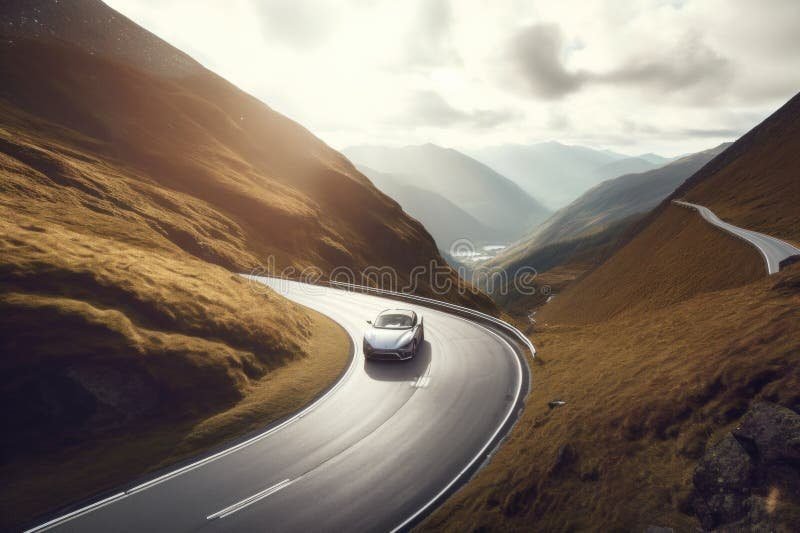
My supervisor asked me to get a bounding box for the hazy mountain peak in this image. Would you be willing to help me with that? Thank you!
[490,142,734,264]
[343,144,550,242]
[466,142,650,208]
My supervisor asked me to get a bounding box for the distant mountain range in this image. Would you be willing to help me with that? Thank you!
[466,141,672,209]
[355,165,502,248]
[343,144,551,247]
[492,142,732,266]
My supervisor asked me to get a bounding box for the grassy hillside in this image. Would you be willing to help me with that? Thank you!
[488,215,641,316]
[0,1,490,528]
[0,160,351,528]
[0,38,464,288]
[425,93,800,530]
[425,263,800,531]
[540,205,764,324]
[676,92,800,244]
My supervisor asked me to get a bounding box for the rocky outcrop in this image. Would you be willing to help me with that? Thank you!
[692,402,800,531]
[733,402,800,464]
[693,434,754,528]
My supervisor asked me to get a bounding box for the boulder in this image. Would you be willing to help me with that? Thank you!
[692,434,754,529]
[733,401,800,464]
[694,433,754,492]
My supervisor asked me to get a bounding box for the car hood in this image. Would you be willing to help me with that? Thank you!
[364,327,415,350]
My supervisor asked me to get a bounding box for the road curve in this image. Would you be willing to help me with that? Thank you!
[28,278,528,533]
[673,200,800,274]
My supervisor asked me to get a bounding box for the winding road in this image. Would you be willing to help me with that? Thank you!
[28,278,529,533]
[673,200,800,274]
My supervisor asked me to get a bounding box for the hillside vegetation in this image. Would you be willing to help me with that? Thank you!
[540,205,764,324]
[489,215,641,315]
[425,92,800,530]
[426,263,800,532]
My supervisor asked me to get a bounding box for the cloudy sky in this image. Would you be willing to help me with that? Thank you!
[105,0,799,157]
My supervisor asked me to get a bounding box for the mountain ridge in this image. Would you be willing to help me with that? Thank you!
[356,165,501,248]
[466,141,662,208]
[343,143,551,243]
[488,142,732,273]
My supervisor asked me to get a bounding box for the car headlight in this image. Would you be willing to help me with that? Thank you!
[399,338,414,351]
[363,339,373,353]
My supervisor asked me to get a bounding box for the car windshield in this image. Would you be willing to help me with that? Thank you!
[374,312,413,329]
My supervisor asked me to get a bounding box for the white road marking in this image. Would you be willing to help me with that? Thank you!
[25,276,532,532]
[411,376,431,388]
[24,277,362,533]
[206,479,293,520]
[22,492,127,533]
[390,318,525,533]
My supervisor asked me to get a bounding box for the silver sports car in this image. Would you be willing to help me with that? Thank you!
[363,309,424,360]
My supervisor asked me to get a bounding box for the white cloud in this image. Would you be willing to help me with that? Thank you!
[105,0,800,157]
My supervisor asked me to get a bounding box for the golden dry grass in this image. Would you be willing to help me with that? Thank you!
[0,205,341,530]
[424,263,800,532]
[541,205,765,325]
[423,114,800,528]
[498,264,589,319]
[0,35,494,310]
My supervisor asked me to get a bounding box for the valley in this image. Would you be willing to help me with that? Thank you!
[424,91,800,531]
[2,1,799,532]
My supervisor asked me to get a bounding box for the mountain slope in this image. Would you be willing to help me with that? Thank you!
[0,0,491,526]
[466,141,645,208]
[356,165,501,248]
[676,96,800,244]
[426,92,800,531]
[343,144,551,242]
[545,91,800,324]
[493,143,731,266]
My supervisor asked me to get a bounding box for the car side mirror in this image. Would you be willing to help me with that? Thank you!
[366,320,372,324]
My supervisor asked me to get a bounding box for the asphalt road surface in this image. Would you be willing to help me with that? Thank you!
[30,278,526,533]
[674,200,800,274]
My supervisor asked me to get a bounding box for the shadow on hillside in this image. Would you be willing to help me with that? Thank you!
[363,341,431,382]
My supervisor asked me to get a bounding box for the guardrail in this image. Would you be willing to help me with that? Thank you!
[253,274,535,531]
[673,199,800,275]
[270,277,535,359]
